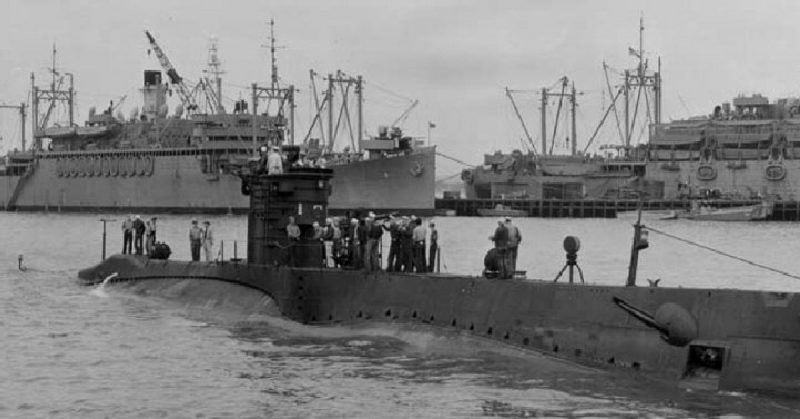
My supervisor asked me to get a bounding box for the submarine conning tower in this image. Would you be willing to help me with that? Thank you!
[241,161,333,267]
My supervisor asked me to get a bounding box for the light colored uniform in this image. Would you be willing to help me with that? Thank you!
[267,151,283,174]
[203,226,214,261]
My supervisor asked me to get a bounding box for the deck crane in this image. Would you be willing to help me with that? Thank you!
[144,30,198,113]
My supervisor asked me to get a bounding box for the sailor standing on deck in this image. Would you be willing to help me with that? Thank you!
[148,217,157,253]
[286,216,301,267]
[267,146,283,174]
[428,222,438,272]
[505,217,521,277]
[202,221,214,261]
[144,220,153,255]
[386,218,401,272]
[133,215,146,255]
[412,218,427,272]
[322,218,334,267]
[350,218,362,269]
[189,219,203,261]
[490,218,509,279]
[364,216,384,272]
[400,217,414,272]
[121,215,133,255]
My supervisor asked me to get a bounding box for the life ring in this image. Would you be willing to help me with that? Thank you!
[766,164,786,181]
[696,164,717,181]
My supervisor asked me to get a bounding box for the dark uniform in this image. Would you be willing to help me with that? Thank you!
[491,221,509,278]
[189,220,203,261]
[400,221,414,272]
[428,223,438,272]
[133,216,146,255]
[386,222,401,271]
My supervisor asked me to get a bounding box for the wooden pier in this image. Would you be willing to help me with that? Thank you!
[435,198,800,221]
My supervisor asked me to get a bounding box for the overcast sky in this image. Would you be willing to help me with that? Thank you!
[2,0,800,178]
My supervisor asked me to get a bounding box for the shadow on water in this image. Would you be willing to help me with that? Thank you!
[90,277,800,418]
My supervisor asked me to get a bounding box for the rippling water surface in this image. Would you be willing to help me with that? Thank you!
[3,212,800,418]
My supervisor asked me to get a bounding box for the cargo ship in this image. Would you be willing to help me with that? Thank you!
[645,94,800,201]
[460,19,663,202]
[0,29,435,215]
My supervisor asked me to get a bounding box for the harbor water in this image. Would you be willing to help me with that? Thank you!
[3,212,800,418]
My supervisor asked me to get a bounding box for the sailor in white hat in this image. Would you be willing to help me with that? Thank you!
[267,145,283,174]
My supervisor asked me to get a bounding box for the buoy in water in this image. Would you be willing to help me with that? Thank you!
[18,254,26,271]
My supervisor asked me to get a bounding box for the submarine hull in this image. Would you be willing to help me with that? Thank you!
[80,255,800,395]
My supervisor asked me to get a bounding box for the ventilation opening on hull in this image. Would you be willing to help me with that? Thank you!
[680,343,727,391]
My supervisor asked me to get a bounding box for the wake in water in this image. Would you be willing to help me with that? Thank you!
[84,276,800,418]
[89,272,118,298]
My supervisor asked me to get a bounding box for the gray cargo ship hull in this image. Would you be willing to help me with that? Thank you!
[0,148,435,215]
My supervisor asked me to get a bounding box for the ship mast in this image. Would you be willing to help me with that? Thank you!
[622,16,661,148]
[302,69,363,153]
[30,45,74,151]
[202,36,225,114]
[538,77,579,155]
[251,18,295,155]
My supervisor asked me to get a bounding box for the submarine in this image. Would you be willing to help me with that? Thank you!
[79,149,800,397]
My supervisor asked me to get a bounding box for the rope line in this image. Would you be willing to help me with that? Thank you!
[646,225,800,281]
[435,152,474,167]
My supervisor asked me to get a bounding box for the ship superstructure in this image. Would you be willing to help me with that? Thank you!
[646,95,800,200]
[461,18,661,201]
[0,23,435,214]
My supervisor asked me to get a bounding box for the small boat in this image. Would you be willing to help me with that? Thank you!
[669,201,773,221]
[434,208,456,217]
[476,204,527,217]
[617,209,677,219]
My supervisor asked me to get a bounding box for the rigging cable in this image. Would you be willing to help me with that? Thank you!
[435,151,474,167]
[646,225,800,281]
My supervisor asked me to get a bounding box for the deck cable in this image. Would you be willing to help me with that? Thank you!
[435,152,474,167]
[646,225,800,281]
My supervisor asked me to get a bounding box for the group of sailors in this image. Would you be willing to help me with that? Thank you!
[188,219,215,262]
[259,146,330,175]
[287,213,440,273]
[121,215,157,256]
[486,217,522,279]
